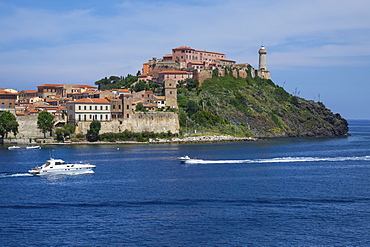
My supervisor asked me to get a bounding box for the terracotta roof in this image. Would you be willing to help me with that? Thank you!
[163,54,172,57]
[138,75,147,77]
[116,89,131,92]
[159,71,188,74]
[219,58,236,62]
[145,91,154,94]
[67,98,110,104]
[75,85,97,88]
[0,90,18,95]
[154,96,166,100]
[37,84,62,88]
[172,46,195,50]
[22,90,38,93]
[194,49,225,55]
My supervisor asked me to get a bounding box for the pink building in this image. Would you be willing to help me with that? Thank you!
[158,71,192,83]
[171,46,234,68]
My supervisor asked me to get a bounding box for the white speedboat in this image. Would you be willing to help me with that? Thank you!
[28,158,96,175]
[178,155,204,164]
[8,146,21,150]
[26,145,41,149]
[178,155,191,163]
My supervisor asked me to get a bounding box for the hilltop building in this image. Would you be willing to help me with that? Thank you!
[142,45,270,84]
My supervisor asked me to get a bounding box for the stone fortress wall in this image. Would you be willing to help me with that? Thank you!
[9,112,179,139]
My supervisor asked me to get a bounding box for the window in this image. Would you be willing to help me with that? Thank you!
[78,106,81,110]
[127,105,129,110]
[127,114,129,118]
[84,106,86,110]
[90,106,92,110]
[113,105,115,110]
[95,106,97,110]
[106,106,108,110]
[84,115,86,121]
[100,106,103,110]
[78,115,81,121]
[106,115,108,120]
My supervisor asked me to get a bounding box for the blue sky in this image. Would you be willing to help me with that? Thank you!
[1,0,370,119]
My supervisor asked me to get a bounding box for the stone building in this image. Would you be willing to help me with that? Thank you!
[0,89,18,113]
[164,79,178,109]
[66,98,111,122]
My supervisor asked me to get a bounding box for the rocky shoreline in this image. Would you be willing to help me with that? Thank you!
[38,135,260,145]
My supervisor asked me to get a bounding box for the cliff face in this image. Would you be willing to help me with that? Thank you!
[177,75,348,138]
[245,100,348,137]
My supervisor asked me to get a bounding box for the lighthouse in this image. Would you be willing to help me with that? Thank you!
[258,45,267,70]
[257,45,271,79]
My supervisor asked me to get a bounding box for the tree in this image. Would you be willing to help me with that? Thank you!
[55,123,76,141]
[87,120,101,142]
[135,102,148,112]
[133,80,150,92]
[37,111,55,138]
[0,111,19,138]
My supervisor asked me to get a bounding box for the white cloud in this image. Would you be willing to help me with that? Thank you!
[1,0,370,89]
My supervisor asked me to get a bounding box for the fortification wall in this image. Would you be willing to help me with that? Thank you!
[75,112,179,135]
[13,115,44,138]
[194,68,250,85]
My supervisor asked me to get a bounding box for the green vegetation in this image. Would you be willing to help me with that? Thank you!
[177,73,348,137]
[94,74,163,94]
[55,123,76,141]
[94,75,138,91]
[0,111,19,138]
[37,111,55,138]
[87,120,101,142]
[99,130,173,142]
[135,102,148,112]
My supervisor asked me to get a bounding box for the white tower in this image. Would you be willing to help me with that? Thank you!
[258,45,267,70]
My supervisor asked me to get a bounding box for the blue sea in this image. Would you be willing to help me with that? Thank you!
[1,120,369,246]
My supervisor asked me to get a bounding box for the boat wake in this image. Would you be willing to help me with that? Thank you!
[183,156,370,164]
[0,172,33,178]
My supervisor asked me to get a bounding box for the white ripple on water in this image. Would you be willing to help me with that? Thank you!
[0,173,33,178]
[184,156,370,164]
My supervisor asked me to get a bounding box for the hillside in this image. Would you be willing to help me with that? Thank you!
[177,75,348,138]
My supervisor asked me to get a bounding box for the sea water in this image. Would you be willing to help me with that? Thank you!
[0,120,369,246]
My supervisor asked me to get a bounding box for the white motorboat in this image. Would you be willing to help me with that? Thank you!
[178,155,191,163]
[178,155,204,164]
[26,145,41,149]
[8,146,21,150]
[28,158,96,175]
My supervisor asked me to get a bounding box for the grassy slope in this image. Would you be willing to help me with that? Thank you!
[177,75,348,137]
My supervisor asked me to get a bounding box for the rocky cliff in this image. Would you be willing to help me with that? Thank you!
[177,75,348,138]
